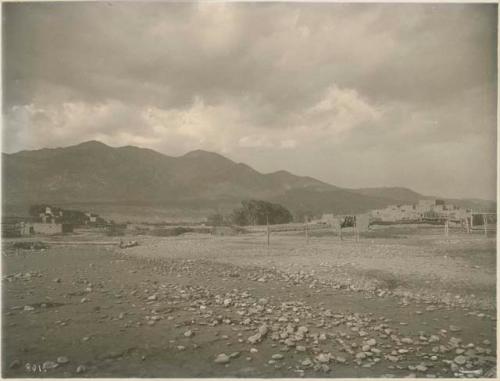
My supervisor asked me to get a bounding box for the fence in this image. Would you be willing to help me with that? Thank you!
[254,212,497,247]
[258,215,367,247]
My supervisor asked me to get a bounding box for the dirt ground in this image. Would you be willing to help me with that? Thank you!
[2,227,496,378]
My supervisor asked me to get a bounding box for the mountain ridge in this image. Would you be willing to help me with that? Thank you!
[2,140,495,218]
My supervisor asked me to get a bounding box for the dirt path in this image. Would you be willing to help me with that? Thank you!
[125,232,496,309]
[2,243,496,378]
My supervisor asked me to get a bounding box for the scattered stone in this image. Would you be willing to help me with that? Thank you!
[366,338,377,346]
[9,360,21,369]
[248,324,269,344]
[302,359,313,367]
[76,365,86,374]
[454,355,467,365]
[214,353,230,364]
[429,335,440,343]
[416,364,428,372]
[184,330,194,338]
[336,356,347,364]
[57,356,69,364]
[42,361,58,370]
[272,354,284,360]
[316,353,330,363]
[23,305,35,311]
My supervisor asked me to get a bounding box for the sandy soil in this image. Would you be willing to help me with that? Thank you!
[2,228,496,378]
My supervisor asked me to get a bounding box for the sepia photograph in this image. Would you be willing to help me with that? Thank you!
[1,1,497,378]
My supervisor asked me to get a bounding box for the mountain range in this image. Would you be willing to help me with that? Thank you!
[2,140,495,219]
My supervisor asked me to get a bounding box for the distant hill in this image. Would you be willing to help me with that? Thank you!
[352,187,424,204]
[2,140,495,220]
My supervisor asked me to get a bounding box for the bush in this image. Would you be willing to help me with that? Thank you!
[207,213,224,226]
[231,200,293,226]
[12,241,49,250]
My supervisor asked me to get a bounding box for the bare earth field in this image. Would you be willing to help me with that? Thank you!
[2,227,496,378]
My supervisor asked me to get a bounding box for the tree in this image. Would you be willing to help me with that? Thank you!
[207,213,224,226]
[231,200,293,226]
[231,208,249,226]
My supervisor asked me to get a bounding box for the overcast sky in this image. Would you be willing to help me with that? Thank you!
[3,2,497,200]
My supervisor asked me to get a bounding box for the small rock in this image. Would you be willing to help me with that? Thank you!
[23,305,35,311]
[366,338,377,346]
[42,361,58,370]
[9,360,21,369]
[258,298,268,305]
[302,359,313,367]
[76,365,86,374]
[214,353,230,364]
[57,356,69,364]
[272,353,284,360]
[316,353,330,363]
[429,335,440,343]
[454,355,467,365]
[184,330,194,338]
[416,364,428,372]
[336,356,347,363]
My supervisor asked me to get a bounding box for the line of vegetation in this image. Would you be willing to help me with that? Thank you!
[207,199,293,227]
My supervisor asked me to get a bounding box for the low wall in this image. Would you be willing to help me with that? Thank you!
[33,223,62,235]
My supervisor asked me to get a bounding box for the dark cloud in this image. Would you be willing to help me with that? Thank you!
[2,2,497,200]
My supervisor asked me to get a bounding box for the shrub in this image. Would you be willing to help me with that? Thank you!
[231,200,293,226]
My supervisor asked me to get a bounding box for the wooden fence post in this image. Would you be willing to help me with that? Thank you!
[305,216,309,244]
[483,214,488,237]
[355,216,359,242]
[464,217,470,234]
[267,216,270,247]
